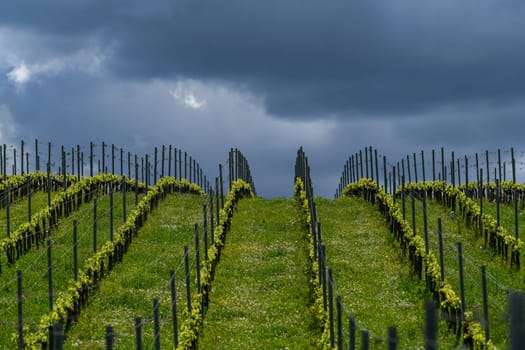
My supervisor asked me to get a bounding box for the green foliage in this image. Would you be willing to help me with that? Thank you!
[398,181,523,265]
[176,180,253,350]
[343,179,493,349]
[0,172,78,200]
[459,180,525,204]
[23,177,203,348]
[0,174,148,265]
[317,196,463,348]
[59,192,205,348]
[294,177,330,349]
[294,177,311,226]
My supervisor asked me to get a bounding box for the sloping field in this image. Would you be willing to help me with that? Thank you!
[0,189,144,347]
[199,197,320,349]
[480,197,525,242]
[0,190,61,236]
[63,192,206,349]
[316,196,460,349]
[3,144,525,349]
[404,192,523,348]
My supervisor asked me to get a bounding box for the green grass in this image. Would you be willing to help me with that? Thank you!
[478,197,525,242]
[198,197,320,349]
[0,190,143,348]
[6,175,520,348]
[62,192,206,349]
[316,196,461,349]
[403,194,525,348]
[0,190,61,237]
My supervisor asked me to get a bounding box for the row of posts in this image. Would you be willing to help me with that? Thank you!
[332,145,525,348]
[14,178,137,346]
[10,215,515,349]
[14,155,236,349]
[3,177,135,239]
[228,148,256,195]
[344,159,524,347]
[296,147,439,349]
[2,166,62,240]
[0,141,211,194]
[337,147,519,199]
[338,147,522,243]
[14,209,192,348]
[403,185,492,343]
[94,159,233,349]
[3,145,213,243]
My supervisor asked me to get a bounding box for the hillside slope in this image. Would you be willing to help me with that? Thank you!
[199,197,320,349]
[63,192,206,349]
[316,196,461,348]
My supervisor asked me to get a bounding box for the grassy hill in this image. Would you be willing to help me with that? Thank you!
[0,167,522,349]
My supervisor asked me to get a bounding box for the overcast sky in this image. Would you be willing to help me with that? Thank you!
[1,1,525,197]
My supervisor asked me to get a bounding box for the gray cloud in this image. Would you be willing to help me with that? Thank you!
[2,74,338,196]
[1,0,525,197]
[3,0,524,118]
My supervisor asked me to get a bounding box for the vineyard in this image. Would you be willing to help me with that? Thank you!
[1,141,525,349]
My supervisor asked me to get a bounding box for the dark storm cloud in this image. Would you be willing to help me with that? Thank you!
[2,0,525,197]
[110,0,525,118]
[2,0,524,119]
[393,101,525,150]
[1,72,336,196]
